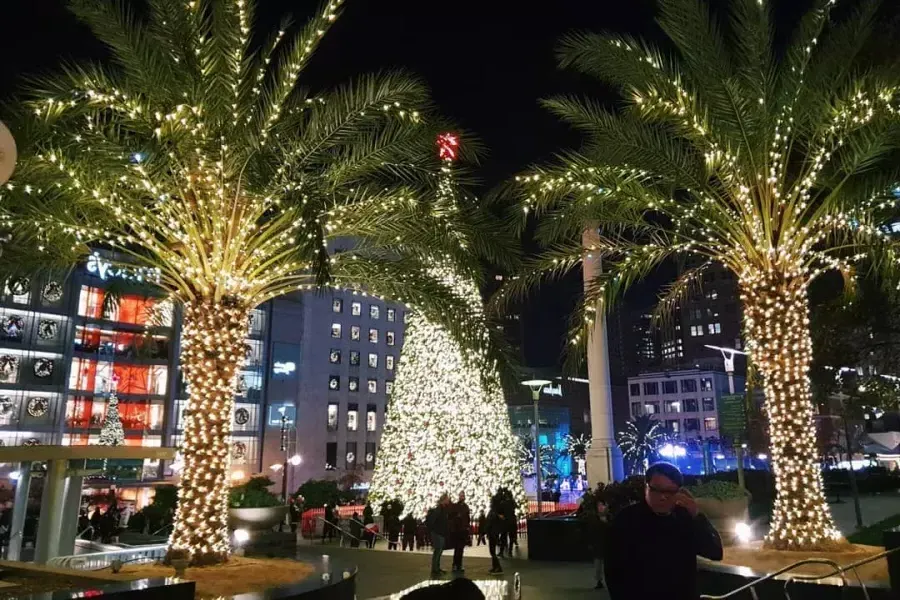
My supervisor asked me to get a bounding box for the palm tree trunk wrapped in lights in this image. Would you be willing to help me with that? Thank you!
[169,300,250,563]
[500,0,900,550]
[1,0,516,564]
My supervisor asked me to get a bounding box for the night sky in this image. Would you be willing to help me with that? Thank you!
[0,0,826,367]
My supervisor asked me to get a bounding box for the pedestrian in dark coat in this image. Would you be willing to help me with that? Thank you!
[387,514,401,550]
[348,511,362,548]
[579,498,610,589]
[604,462,723,600]
[476,510,487,546]
[486,506,504,574]
[401,514,417,551]
[449,492,471,572]
[426,494,450,576]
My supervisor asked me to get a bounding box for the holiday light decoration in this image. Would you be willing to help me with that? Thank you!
[502,0,900,549]
[98,376,125,446]
[368,136,526,519]
[616,415,665,475]
[2,0,505,564]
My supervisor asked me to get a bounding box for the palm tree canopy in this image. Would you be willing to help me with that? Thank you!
[501,0,900,350]
[0,0,516,359]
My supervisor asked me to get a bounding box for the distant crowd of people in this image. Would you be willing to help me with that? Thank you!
[77,502,132,543]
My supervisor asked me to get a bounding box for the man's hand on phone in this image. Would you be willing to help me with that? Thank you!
[673,488,699,518]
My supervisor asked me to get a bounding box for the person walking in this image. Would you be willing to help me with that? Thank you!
[401,514,417,551]
[449,492,471,573]
[580,497,610,590]
[486,497,505,574]
[426,494,450,576]
[322,504,335,542]
[476,510,487,546]
[348,511,362,548]
[387,512,401,550]
[604,462,723,600]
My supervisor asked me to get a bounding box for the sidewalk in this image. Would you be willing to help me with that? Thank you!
[287,544,606,599]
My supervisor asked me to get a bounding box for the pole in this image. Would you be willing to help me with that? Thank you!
[727,370,746,491]
[533,389,542,516]
[841,403,864,530]
[280,415,288,503]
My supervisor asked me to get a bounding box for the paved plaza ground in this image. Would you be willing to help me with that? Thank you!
[286,541,606,599]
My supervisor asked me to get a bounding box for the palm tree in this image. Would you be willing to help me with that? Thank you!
[1,0,512,564]
[505,0,900,550]
[616,415,666,475]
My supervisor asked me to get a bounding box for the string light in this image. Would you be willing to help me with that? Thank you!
[368,135,526,519]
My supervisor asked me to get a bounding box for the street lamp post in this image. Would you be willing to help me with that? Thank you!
[522,378,552,516]
[704,345,749,490]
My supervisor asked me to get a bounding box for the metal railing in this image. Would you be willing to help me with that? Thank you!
[315,516,366,548]
[48,543,168,570]
[700,545,900,600]
[347,517,391,545]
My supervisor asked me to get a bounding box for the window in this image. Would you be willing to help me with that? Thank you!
[662,381,678,394]
[691,308,702,320]
[350,351,360,366]
[347,403,358,431]
[332,299,343,313]
[369,305,380,320]
[643,382,659,395]
[327,403,338,431]
[702,397,715,411]
[351,302,362,316]
[704,416,718,431]
[645,401,660,415]
[684,418,700,432]
[351,326,360,341]
[707,323,721,335]
[368,329,378,343]
[329,349,341,364]
[706,289,718,300]
[631,402,642,417]
[328,376,340,391]
[681,379,697,393]
[368,379,377,394]
[348,377,359,392]
[386,331,396,346]
[346,442,357,469]
[325,442,337,470]
[387,309,396,322]
[664,400,682,413]
[331,323,342,339]
[385,381,393,395]
[366,404,377,432]
[690,325,704,337]
[666,419,680,434]
[700,377,713,391]
[365,442,376,469]
[629,383,641,397]
[683,398,698,412]
[386,355,395,371]
[368,353,378,368]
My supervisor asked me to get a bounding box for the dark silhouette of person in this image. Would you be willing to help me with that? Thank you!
[425,494,450,576]
[401,514,417,551]
[449,491,471,572]
[348,511,362,548]
[486,498,505,574]
[476,510,487,546]
[605,462,723,600]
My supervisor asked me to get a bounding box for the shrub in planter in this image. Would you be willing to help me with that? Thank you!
[229,476,282,508]
[687,480,750,543]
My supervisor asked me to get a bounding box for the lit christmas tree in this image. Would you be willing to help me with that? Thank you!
[98,375,125,446]
[369,134,526,518]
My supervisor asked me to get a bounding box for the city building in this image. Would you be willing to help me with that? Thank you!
[259,289,405,495]
[626,369,745,441]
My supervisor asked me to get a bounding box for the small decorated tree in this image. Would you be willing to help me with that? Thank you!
[98,376,125,446]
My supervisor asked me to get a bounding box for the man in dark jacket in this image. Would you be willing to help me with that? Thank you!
[476,510,487,546]
[604,462,723,600]
[401,514,417,551]
[426,494,450,576]
[449,492,471,572]
[486,505,504,574]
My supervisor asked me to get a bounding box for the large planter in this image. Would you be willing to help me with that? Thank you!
[696,496,749,544]
[228,506,289,531]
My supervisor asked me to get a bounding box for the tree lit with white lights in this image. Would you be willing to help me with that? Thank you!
[3,0,505,564]
[369,134,526,519]
[505,0,900,549]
